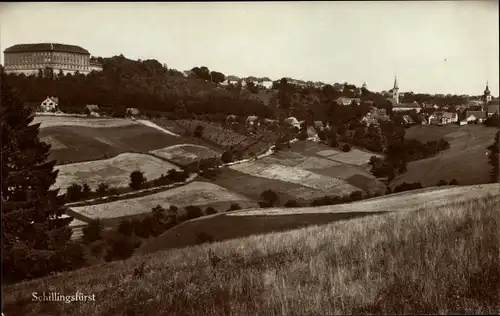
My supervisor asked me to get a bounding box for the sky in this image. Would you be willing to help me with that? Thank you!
[0,1,498,96]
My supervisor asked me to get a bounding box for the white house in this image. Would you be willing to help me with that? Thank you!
[466,111,487,123]
[126,108,140,116]
[246,115,260,128]
[40,96,58,112]
[260,80,273,89]
[441,112,458,124]
[459,120,468,126]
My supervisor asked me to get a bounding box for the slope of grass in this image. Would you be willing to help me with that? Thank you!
[39,124,189,165]
[3,191,499,315]
[394,124,497,187]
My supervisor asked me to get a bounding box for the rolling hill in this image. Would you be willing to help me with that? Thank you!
[3,184,498,316]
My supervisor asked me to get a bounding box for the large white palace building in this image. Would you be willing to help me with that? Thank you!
[3,43,102,75]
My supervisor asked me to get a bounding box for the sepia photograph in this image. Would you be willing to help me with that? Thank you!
[1,1,499,315]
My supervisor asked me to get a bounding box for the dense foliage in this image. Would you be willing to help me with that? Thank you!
[1,76,84,283]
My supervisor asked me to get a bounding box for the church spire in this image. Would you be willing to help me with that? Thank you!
[393,76,399,89]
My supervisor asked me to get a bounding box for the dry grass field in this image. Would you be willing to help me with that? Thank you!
[137,183,499,254]
[3,188,498,315]
[53,153,180,193]
[149,144,220,166]
[393,124,497,187]
[69,181,254,221]
[39,124,189,165]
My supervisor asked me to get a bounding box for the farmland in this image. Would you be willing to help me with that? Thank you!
[138,183,498,254]
[53,153,180,193]
[393,124,497,187]
[150,144,220,166]
[33,115,140,129]
[5,186,497,316]
[217,140,386,199]
[39,123,188,165]
[69,181,256,221]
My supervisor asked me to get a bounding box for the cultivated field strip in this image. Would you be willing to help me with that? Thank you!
[229,162,356,192]
[149,144,220,165]
[227,183,499,216]
[70,181,252,220]
[33,115,140,128]
[53,153,180,192]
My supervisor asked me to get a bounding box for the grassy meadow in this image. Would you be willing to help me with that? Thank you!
[3,192,499,315]
[393,124,497,187]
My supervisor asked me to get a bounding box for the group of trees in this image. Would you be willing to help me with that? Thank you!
[1,56,275,118]
[65,169,190,204]
[1,76,86,283]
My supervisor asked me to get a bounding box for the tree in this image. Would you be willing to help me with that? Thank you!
[1,79,76,282]
[117,219,133,237]
[342,144,352,152]
[82,219,103,243]
[260,189,279,207]
[194,124,204,138]
[82,182,91,198]
[185,205,203,220]
[285,200,299,207]
[210,71,225,84]
[205,207,218,215]
[227,203,241,212]
[96,182,109,195]
[66,183,83,202]
[449,179,459,185]
[129,170,146,190]
[221,150,234,163]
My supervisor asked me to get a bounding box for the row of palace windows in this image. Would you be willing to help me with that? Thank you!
[5,53,89,65]
[6,64,91,70]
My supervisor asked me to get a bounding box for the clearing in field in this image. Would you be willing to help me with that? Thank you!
[39,124,190,164]
[393,124,497,187]
[53,153,180,193]
[150,144,220,166]
[69,181,253,220]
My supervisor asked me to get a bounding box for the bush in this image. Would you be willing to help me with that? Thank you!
[194,124,204,138]
[117,219,133,237]
[66,183,83,202]
[285,199,299,207]
[96,182,109,195]
[185,205,203,220]
[205,207,218,215]
[130,170,146,190]
[81,183,92,199]
[349,190,364,201]
[196,232,214,244]
[104,236,136,261]
[342,143,352,152]
[437,180,448,187]
[260,189,279,206]
[449,179,459,185]
[227,203,242,212]
[132,218,150,238]
[82,219,102,244]
[221,150,234,163]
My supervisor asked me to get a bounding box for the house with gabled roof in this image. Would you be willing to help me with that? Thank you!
[466,111,487,123]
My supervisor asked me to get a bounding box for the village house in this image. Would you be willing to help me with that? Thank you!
[246,115,260,130]
[360,112,379,126]
[335,97,360,106]
[402,115,414,125]
[126,108,140,116]
[283,117,301,129]
[86,104,100,117]
[392,101,423,113]
[40,96,58,112]
[466,111,487,123]
[441,112,458,124]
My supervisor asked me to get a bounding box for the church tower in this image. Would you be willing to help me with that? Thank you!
[483,81,492,104]
[392,76,399,104]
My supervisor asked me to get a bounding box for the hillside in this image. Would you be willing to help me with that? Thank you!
[137,183,498,255]
[392,124,497,187]
[3,185,498,315]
